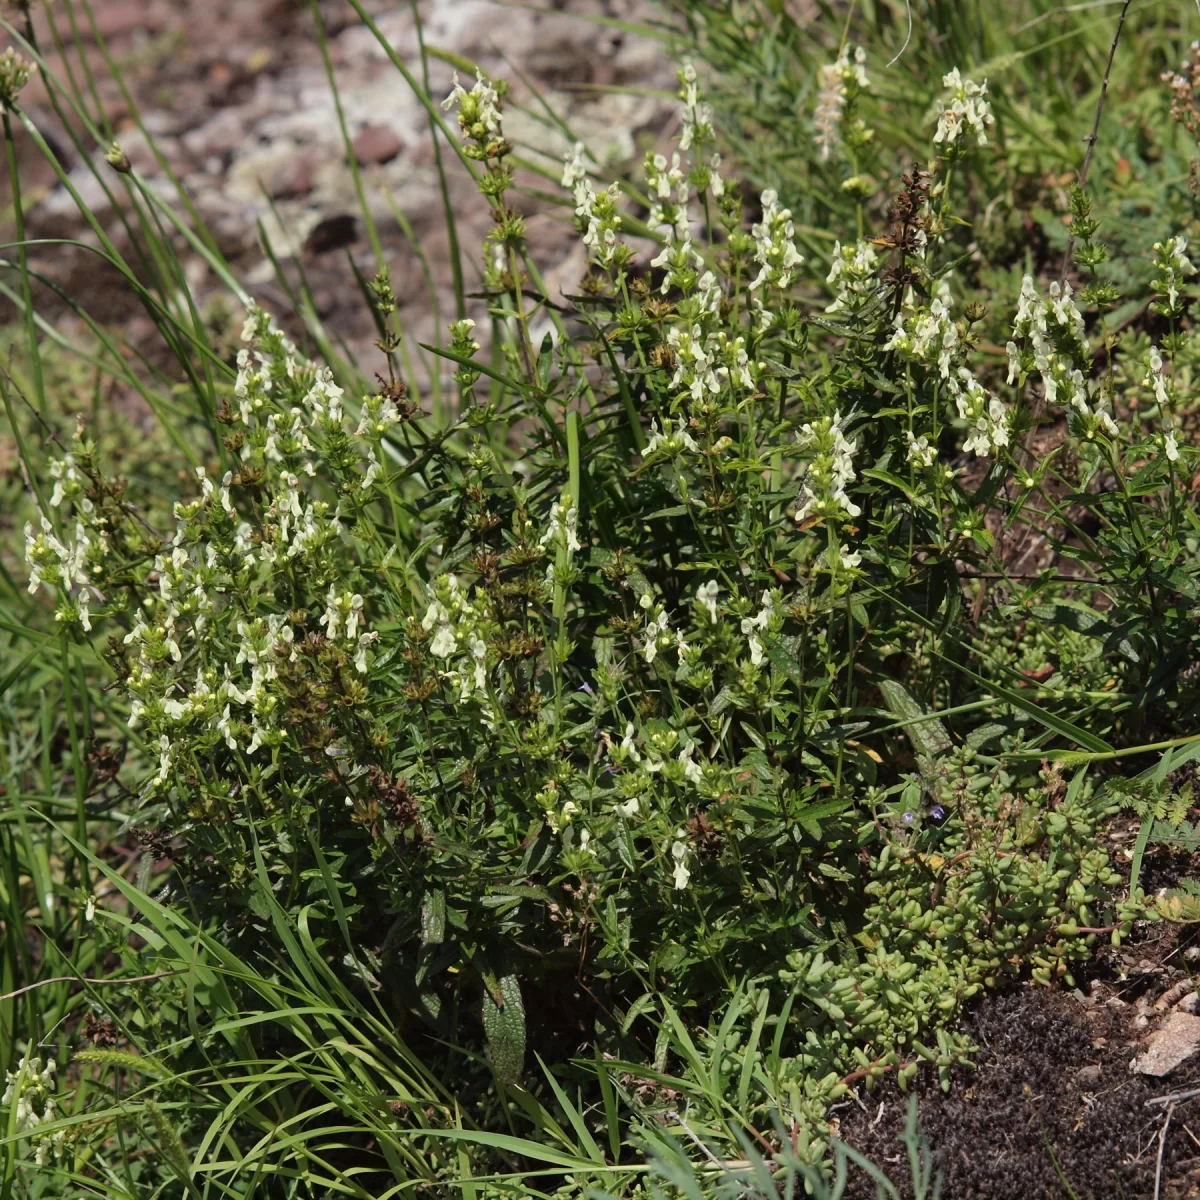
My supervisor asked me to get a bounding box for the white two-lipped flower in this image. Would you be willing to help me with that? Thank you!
[933,68,994,148]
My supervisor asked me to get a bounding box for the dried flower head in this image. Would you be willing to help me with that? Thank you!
[1163,45,1200,139]
[813,45,868,161]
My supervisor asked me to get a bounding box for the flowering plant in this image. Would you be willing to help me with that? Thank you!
[5,14,1200,1191]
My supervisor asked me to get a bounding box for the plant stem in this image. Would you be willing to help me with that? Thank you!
[1060,0,1134,279]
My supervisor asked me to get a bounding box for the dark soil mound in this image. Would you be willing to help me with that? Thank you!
[838,985,1200,1199]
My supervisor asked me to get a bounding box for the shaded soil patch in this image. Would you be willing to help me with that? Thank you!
[838,931,1200,1199]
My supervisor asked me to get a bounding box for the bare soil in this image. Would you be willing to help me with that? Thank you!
[839,921,1200,1199]
[3,0,674,373]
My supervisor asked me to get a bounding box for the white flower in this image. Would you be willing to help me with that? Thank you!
[950,369,1009,458]
[708,152,725,198]
[355,393,402,439]
[217,704,237,752]
[893,277,958,379]
[1152,235,1196,314]
[246,720,266,756]
[1005,340,1022,385]
[750,189,804,290]
[666,324,721,399]
[561,141,588,192]
[442,70,502,140]
[906,430,936,468]
[677,61,713,152]
[624,715,643,763]
[934,67,994,148]
[795,412,860,521]
[430,625,457,658]
[615,796,641,818]
[1143,343,1173,410]
[642,607,671,664]
[153,734,171,785]
[696,580,719,622]
[24,515,92,596]
[1013,274,1044,339]
[740,591,776,667]
[643,414,700,458]
[1047,280,1086,344]
[319,585,341,640]
[307,371,345,427]
[362,449,381,490]
[354,631,379,675]
[319,587,364,642]
[449,318,479,355]
[574,179,626,268]
[825,239,878,315]
[48,454,82,508]
[645,150,687,207]
[678,741,704,785]
[3,1053,60,1159]
[651,228,704,296]
[1166,430,1180,462]
[540,496,582,554]
[671,839,691,889]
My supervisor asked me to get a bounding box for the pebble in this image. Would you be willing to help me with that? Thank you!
[351,123,404,165]
[270,153,316,199]
[1131,1011,1200,1077]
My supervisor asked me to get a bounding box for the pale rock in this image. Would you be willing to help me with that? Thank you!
[1131,1012,1200,1077]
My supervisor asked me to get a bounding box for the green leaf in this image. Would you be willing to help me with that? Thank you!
[1151,820,1200,853]
[861,467,923,505]
[614,820,638,871]
[622,992,656,1034]
[421,890,447,945]
[482,974,525,1085]
[876,679,952,758]
[966,722,1008,750]
[761,632,804,682]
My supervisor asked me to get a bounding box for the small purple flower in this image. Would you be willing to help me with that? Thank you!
[580,682,593,695]
[901,811,916,826]
[929,803,948,826]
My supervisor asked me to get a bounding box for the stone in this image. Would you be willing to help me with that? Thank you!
[181,108,245,160]
[351,123,403,165]
[1075,1064,1102,1087]
[1131,1011,1200,1077]
[269,153,315,199]
[303,214,358,256]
